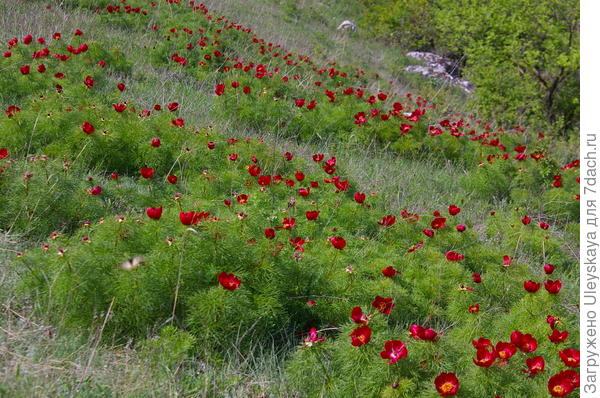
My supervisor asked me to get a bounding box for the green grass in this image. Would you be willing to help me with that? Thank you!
[0,1,579,397]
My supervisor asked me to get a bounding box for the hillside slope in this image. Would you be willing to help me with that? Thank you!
[0,1,579,397]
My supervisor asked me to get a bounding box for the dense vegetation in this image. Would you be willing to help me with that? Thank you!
[361,0,580,137]
[0,1,579,397]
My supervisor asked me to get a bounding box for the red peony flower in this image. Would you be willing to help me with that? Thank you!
[445,251,464,261]
[559,349,580,367]
[349,325,371,347]
[378,215,396,226]
[82,121,95,135]
[431,217,447,229]
[472,273,482,283]
[167,102,179,112]
[88,186,102,195]
[276,218,295,230]
[330,236,346,250]
[257,175,272,186]
[303,327,325,347]
[0,148,8,159]
[539,221,550,230]
[522,356,545,377]
[548,329,569,343]
[495,341,517,360]
[545,280,562,294]
[306,210,320,220]
[146,206,163,220]
[409,324,438,341]
[456,224,466,232]
[448,204,461,216]
[434,373,459,396]
[472,337,492,349]
[381,266,398,278]
[350,306,369,325]
[312,154,324,162]
[151,138,161,147]
[524,280,541,292]
[179,211,209,225]
[112,103,127,112]
[502,255,512,267]
[264,228,275,239]
[140,167,155,179]
[468,304,480,313]
[423,229,435,238]
[295,99,305,107]
[544,263,555,274]
[172,118,185,127]
[372,296,394,315]
[511,331,538,353]
[380,340,408,364]
[522,215,531,225]
[215,83,225,95]
[167,175,178,184]
[217,272,241,290]
[20,65,30,75]
[473,347,496,367]
[548,372,575,397]
[354,192,366,203]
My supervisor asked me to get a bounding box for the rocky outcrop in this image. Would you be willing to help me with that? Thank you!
[404,51,474,93]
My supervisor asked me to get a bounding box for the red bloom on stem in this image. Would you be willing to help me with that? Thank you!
[372,296,394,315]
[117,83,126,91]
[378,215,396,226]
[448,204,461,216]
[146,206,163,220]
[549,329,569,343]
[248,164,261,177]
[423,229,434,238]
[167,102,179,112]
[264,228,275,239]
[522,356,545,377]
[257,175,272,186]
[511,331,538,353]
[559,349,580,367]
[545,280,562,294]
[0,148,8,159]
[20,65,30,75]
[179,211,209,225]
[472,347,496,367]
[354,192,366,203]
[522,215,531,225]
[456,224,466,232]
[350,307,369,325]
[151,138,161,147]
[524,280,541,292]
[409,324,438,341]
[431,217,447,229]
[445,251,464,261]
[380,340,408,364]
[172,118,185,127]
[303,328,325,347]
[167,175,178,184]
[295,171,305,181]
[548,372,575,397]
[495,341,517,360]
[82,121,95,134]
[215,83,225,95]
[472,337,492,349]
[349,325,371,347]
[381,266,399,278]
[276,218,296,230]
[502,255,512,267]
[283,152,294,161]
[140,167,155,179]
[472,273,482,283]
[539,221,550,230]
[306,210,320,220]
[434,373,459,396]
[312,154,324,162]
[330,236,346,250]
[544,263,555,274]
[113,103,127,112]
[468,304,480,313]
[217,272,241,290]
[295,99,305,107]
[88,186,102,195]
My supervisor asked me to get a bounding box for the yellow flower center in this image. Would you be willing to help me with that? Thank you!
[441,382,454,393]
